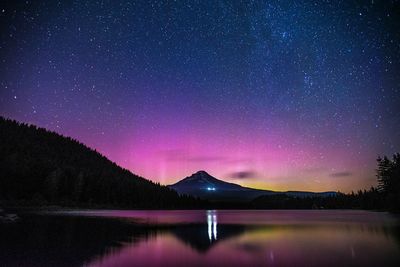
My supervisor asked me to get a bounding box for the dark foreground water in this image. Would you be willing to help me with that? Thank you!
[1,210,400,267]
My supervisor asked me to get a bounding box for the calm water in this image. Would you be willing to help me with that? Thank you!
[1,210,400,267]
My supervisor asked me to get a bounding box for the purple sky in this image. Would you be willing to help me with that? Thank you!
[1,1,399,192]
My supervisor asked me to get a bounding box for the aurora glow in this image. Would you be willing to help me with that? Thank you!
[1,1,399,192]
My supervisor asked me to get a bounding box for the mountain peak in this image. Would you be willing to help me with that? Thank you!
[169,170,262,201]
[170,170,243,191]
[193,170,211,176]
[177,170,219,184]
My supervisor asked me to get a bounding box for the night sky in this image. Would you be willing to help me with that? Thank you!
[1,0,399,192]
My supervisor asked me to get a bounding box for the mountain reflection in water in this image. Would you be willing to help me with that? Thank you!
[1,210,400,267]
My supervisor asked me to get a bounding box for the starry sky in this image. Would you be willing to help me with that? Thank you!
[1,0,399,192]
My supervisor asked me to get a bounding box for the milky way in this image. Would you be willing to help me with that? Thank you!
[1,1,399,192]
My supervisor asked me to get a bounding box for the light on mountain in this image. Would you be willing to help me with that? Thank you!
[206,187,216,191]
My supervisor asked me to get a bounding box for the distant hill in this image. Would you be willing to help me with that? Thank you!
[169,171,337,202]
[0,117,199,208]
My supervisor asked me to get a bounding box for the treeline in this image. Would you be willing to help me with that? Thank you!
[251,189,382,210]
[0,117,203,209]
[251,154,400,211]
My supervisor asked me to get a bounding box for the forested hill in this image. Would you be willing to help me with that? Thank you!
[0,117,198,208]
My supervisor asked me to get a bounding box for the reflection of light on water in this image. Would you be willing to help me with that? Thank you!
[208,214,212,240]
[207,210,218,241]
[351,246,356,259]
[213,214,217,240]
[269,251,274,262]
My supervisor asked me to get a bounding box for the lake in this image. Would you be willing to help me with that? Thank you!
[1,210,400,267]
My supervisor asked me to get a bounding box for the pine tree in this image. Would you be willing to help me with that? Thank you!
[376,156,392,193]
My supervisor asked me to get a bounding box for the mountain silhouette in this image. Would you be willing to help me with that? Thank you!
[169,171,336,202]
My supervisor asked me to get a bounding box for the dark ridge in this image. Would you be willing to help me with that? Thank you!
[0,116,201,209]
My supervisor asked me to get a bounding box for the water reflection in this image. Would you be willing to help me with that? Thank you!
[207,210,217,241]
[0,210,399,267]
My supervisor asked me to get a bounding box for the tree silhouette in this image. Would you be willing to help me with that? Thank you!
[377,153,400,211]
[0,116,203,209]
